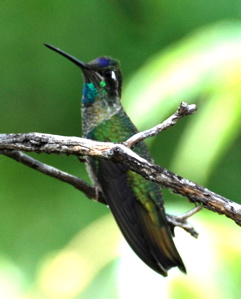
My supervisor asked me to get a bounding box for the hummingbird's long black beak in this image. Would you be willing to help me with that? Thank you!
[44,44,91,70]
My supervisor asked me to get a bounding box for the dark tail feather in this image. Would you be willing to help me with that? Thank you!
[136,201,186,274]
[96,159,186,276]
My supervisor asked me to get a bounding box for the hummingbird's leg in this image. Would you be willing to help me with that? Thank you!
[89,185,108,205]
[166,206,202,238]
[94,185,100,201]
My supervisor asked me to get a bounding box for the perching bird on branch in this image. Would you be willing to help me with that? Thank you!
[45,44,186,276]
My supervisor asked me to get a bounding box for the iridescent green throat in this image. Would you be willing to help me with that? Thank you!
[81,81,122,136]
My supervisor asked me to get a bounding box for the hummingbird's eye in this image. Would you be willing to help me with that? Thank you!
[104,70,112,77]
[102,70,117,81]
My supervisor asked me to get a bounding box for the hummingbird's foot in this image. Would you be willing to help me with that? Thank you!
[91,185,108,205]
[166,206,202,238]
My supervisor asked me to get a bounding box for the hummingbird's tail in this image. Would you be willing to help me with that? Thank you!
[96,159,186,276]
[136,201,186,275]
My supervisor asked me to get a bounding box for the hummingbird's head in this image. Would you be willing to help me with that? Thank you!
[82,56,122,106]
[44,44,122,107]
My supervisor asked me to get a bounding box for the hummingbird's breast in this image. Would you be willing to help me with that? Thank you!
[82,101,123,138]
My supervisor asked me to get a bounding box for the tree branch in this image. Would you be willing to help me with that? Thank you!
[125,102,197,148]
[0,149,106,204]
[1,102,240,235]
[166,206,202,238]
[0,131,240,226]
[1,148,199,237]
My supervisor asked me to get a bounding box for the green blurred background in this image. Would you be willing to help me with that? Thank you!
[1,1,241,298]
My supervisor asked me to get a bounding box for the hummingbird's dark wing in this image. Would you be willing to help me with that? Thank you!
[92,158,186,276]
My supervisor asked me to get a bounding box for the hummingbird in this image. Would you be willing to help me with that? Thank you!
[45,44,186,276]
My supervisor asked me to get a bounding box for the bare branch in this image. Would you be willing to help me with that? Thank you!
[108,145,241,226]
[125,102,197,148]
[167,206,202,238]
[1,149,106,204]
[0,133,111,156]
[1,132,241,226]
[0,148,198,236]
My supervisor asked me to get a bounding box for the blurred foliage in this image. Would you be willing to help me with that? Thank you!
[1,1,241,298]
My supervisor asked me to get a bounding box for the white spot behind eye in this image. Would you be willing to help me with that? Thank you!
[111,71,117,81]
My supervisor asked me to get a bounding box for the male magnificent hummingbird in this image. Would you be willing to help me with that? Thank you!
[45,44,186,276]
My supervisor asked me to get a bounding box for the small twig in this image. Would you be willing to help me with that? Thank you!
[124,102,197,148]
[167,206,202,238]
